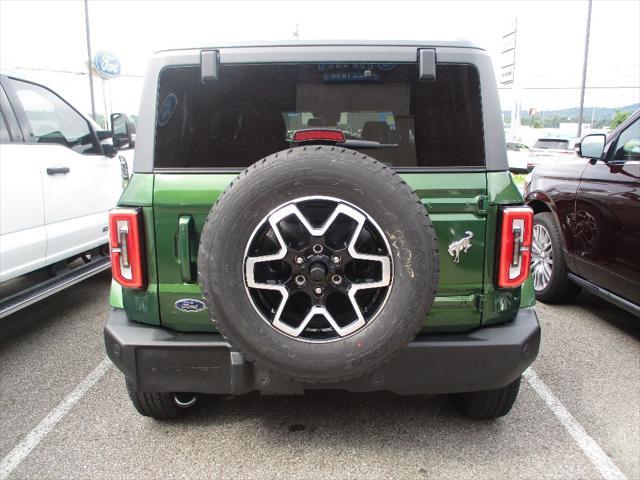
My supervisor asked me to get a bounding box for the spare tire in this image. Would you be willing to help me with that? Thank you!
[198,146,439,382]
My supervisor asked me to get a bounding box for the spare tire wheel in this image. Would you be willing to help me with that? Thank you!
[198,146,439,382]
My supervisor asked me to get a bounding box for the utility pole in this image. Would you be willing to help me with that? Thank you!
[84,0,96,121]
[577,0,592,138]
[500,17,519,140]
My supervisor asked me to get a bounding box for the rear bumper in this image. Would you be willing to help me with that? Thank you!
[104,307,540,395]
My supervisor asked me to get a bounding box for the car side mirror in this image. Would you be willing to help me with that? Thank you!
[577,133,606,160]
[111,113,136,150]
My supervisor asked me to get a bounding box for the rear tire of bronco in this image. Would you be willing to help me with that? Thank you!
[125,380,182,419]
[198,146,439,383]
[449,376,521,419]
[532,212,580,303]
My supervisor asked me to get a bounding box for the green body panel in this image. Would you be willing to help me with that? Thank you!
[488,171,524,204]
[481,172,527,325]
[123,206,160,324]
[151,172,492,333]
[152,174,236,331]
[158,283,210,330]
[116,177,161,325]
[116,170,525,333]
[402,173,487,298]
[425,294,482,332]
[118,173,154,207]
[519,277,536,308]
[109,280,124,309]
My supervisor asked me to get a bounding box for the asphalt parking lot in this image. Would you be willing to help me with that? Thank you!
[0,272,638,480]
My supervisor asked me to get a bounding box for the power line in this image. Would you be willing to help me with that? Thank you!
[4,66,144,78]
[84,0,96,121]
[577,0,593,137]
[498,86,640,90]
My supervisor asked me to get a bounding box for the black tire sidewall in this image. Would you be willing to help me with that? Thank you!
[198,147,439,382]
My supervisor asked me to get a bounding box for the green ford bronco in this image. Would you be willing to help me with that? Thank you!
[104,41,540,420]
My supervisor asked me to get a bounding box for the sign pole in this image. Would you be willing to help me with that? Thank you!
[83,0,97,122]
[500,18,518,141]
[577,0,592,138]
[101,78,109,128]
[511,17,520,141]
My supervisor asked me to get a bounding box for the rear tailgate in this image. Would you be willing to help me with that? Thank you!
[153,172,486,332]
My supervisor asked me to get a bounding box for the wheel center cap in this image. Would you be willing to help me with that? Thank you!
[309,262,328,282]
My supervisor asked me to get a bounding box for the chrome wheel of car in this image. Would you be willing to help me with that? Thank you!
[531,224,553,291]
[244,196,393,342]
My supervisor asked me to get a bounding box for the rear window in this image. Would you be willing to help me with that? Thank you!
[154,63,484,169]
[534,139,570,150]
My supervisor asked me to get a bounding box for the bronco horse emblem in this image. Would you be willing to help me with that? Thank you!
[448,231,474,263]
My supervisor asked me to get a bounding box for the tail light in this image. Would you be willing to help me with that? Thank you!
[497,206,533,288]
[109,208,145,289]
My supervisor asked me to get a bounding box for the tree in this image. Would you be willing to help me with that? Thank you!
[611,111,630,129]
[542,116,561,128]
[531,118,544,128]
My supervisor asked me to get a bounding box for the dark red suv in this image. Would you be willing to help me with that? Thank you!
[524,110,640,316]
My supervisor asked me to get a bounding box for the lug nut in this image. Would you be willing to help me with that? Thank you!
[294,275,306,287]
[332,255,341,264]
[314,286,323,295]
[331,274,342,285]
[312,244,323,254]
[295,256,304,265]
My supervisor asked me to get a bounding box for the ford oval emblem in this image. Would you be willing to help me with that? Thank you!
[157,93,178,127]
[175,298,206,312]
[93,51,121,79]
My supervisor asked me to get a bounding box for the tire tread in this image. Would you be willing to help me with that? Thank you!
[126,380,181,419]
[449,376,521,419]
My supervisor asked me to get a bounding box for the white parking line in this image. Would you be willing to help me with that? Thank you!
[524,368,627,480]
[0,359,628,480]
[0,357,112,480]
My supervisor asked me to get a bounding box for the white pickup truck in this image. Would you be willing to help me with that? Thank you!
[0,74,135,317]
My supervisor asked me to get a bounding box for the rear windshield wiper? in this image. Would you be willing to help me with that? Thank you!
[341,139,398,149]
[292,129,398,149]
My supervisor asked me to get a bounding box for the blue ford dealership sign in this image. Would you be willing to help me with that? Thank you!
[93,51,121,79]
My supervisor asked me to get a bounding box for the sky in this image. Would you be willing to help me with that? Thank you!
[1,0,639,119]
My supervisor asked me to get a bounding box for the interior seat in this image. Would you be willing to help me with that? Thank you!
[307,118,325,127]
[361,121,391,143]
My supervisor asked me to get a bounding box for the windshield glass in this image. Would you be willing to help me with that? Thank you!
[155,63,484,169]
